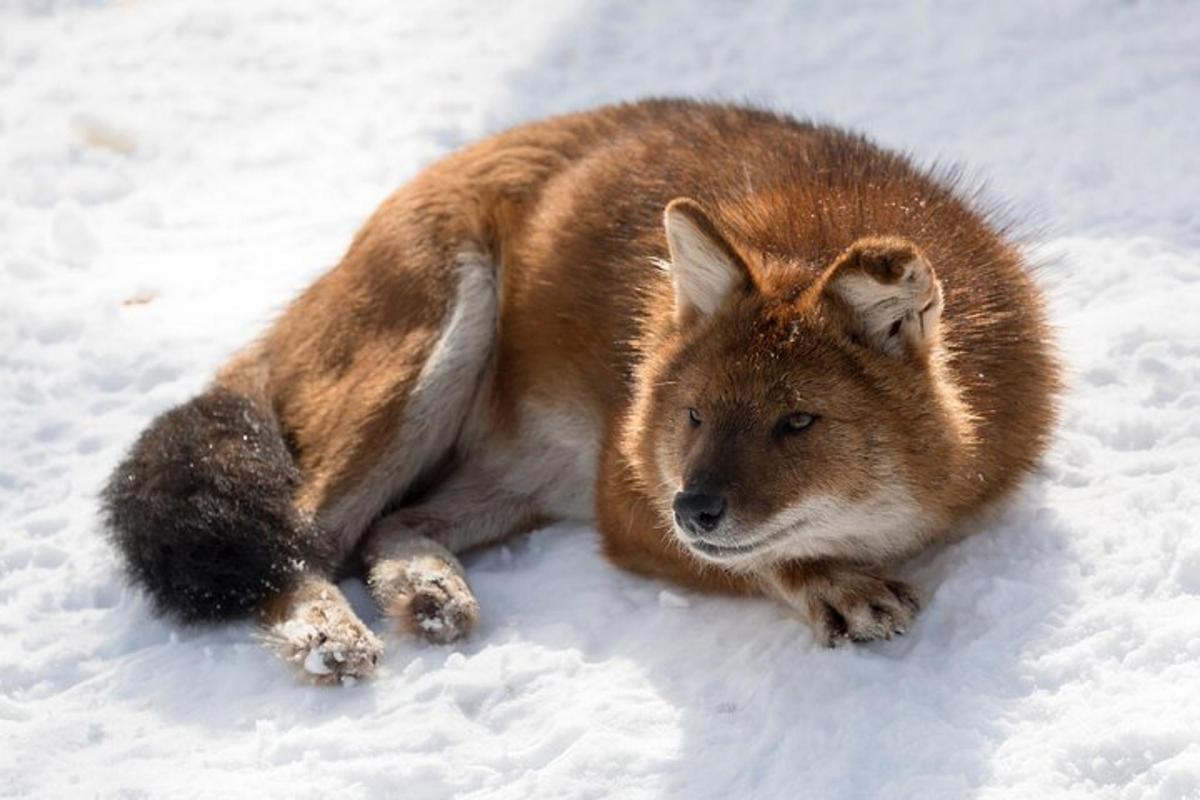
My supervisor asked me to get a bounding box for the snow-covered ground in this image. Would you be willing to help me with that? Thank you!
[3,0,1199,797]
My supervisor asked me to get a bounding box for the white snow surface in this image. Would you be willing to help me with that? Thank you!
[2,1,1199,797]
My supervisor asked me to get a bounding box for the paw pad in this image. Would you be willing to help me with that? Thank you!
[398,570,480,644]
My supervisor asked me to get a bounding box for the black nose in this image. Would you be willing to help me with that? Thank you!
[673,490,728,533]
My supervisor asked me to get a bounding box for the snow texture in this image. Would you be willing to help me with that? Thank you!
[2,1,1199,798]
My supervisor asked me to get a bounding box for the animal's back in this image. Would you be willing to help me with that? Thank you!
[487,100,1057,519]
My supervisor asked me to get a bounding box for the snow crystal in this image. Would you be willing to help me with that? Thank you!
[302,647,332,677]
[419,615,446,633]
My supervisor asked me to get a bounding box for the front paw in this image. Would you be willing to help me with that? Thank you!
[773,563,921,646]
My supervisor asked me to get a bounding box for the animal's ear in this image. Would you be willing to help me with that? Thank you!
[663,198,753,323]
[818,236,944,359]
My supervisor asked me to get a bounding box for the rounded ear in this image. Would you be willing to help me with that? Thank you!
[663,198,753,323]
[818,236,944,358]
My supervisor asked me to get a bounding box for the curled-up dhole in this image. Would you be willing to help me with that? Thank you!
[103,99,1060,682]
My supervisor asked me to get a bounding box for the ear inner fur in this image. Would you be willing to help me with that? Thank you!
[817,235,945,359]
[663,197,754,322]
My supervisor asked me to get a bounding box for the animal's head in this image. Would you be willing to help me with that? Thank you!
[630,198,968,569]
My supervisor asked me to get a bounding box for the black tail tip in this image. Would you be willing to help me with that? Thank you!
[101,388,323,623]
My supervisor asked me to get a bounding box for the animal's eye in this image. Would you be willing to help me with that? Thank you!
[687,407,702,428]
[776,412,817,435]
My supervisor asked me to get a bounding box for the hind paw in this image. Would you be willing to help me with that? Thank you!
[266,599,383,685]
[368,543,480,645]
[392,564,480,644]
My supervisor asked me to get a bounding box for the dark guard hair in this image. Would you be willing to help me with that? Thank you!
[101,387,326,622]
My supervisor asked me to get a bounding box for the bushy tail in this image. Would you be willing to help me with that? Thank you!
[102,387,326,623]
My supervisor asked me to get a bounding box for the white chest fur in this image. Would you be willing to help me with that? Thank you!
[473,399,601,521]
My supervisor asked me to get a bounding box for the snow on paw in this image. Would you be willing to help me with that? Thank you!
[392,564,479,645]
[266,601,383,686]
[775,563,921,647]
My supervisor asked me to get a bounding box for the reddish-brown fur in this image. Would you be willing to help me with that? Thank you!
[158,99,1059,677]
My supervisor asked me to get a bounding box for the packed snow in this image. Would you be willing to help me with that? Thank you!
[2,1,1199,797]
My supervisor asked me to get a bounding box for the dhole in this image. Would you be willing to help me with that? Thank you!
[103,100,1059,683]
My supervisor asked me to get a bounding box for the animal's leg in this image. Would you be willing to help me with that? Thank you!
[362,466,542,643]
[259,573,383,685]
